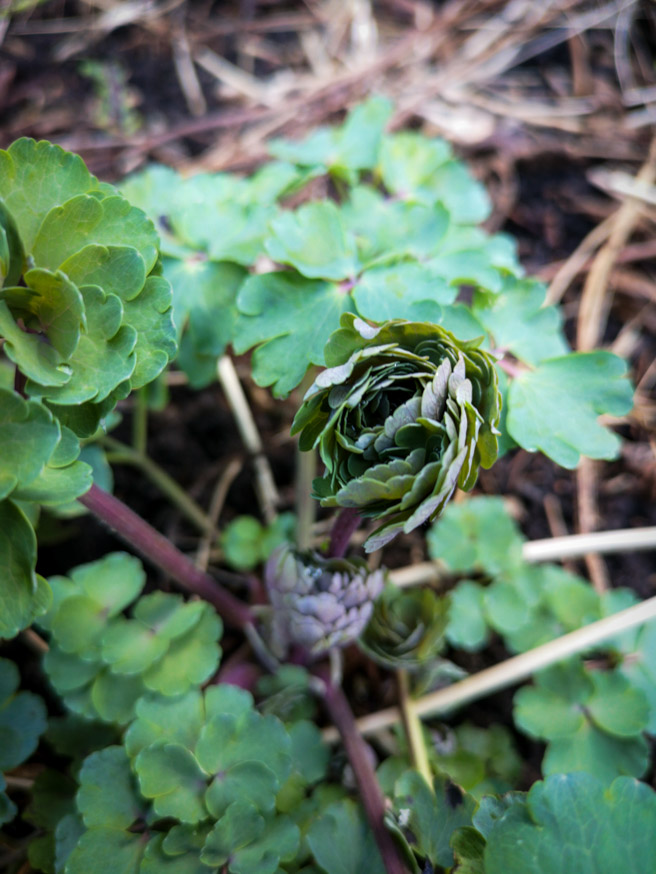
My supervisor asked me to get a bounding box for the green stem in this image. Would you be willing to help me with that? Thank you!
[132,387,149,454]
[295,445,316,551]
[101,435,212,534]
[397,669,433,790]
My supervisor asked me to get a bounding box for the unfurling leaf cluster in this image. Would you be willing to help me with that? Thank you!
[292,314,501,550]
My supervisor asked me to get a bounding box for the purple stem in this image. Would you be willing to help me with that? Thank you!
[79,483,253,629]
[327,507,361,558]
[496,356,526,380]
[321,674,409,874]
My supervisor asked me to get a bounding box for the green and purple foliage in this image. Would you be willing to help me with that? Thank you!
[0,101,652,874]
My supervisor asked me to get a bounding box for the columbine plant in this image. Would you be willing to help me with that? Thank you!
[1,102,653,874]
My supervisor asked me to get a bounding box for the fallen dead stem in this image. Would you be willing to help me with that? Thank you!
[388,525,656,588]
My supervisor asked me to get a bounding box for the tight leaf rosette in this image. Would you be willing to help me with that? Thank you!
[292,314,501,551]
[358,584,449,670]
[265,545,384,656]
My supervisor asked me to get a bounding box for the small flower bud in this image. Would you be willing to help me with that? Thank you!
[265,545,384,656]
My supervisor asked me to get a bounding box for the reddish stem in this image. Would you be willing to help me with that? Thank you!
[79,483,253,629]
[321,675,409,874]
[327,507,361,558]
[496,356,526,380]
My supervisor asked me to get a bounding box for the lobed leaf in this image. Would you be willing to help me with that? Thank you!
[234,271,353,397]
[0,500,50,638]
[307,798,386,874]
[484,774,656,874]
[506,351,634,468]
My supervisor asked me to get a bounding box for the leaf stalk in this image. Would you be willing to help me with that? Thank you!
[319,672,410,874]
[79,483,253,629]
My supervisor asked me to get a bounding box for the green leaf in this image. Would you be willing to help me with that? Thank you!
[45,713,118,762]
[307,798,386,874]
[31,285,136,404]
[0,657,48,769]
[543,722,650,781]
[196,710,291,812]
[2,267,85,358]
[221,515,265,571]
[164,257,245,355]
[270,96,392,176]
[586,669,650,737]
[12,458,92,505]
[0,499,49,638]
[49,553,145,655]
[341,186,450,265]
[132,590,205,640]
[514,682,590,742]
[206,760,279,818]
[124,690,204,758]
[0,199,24,287]
[58,244,147,302]
[507,352,634,468]
[100,618,169,675]
[353,263,451,324]
[201,801,299,874]
[180,201,275,266]
[484,579,537,636]
[161,822,212,856]
[135,743,209,823]
[427,227,520,293]
[120,275,176,389]
[77,746,145,829]
[446,581,489,651]
[119,164,184,255]
[90,667,145,725]
[393,771,476,868]
[142,607,222,696]
[32,193,158,274]
[54,813,85,874]
[286,720,330,785]
[433,723,521,800]
[0,138,99,252]
[234,271,353,396]
[43,644,101,693]
[472,278,568,365]
[514,663,650,781]
[204,683,254,721]
[194,706,290,818]
[47,444,112,518]
[427,496,525,575]
[0,774,17,826]
[378,132,490,222]
[266,202,359,280]
[484,774,656,874]
[0,388,62,499]
[65,828,146,874]
[0,299,71,387]
[618,621,656,733]
[451,826,486,874]
[24,769,77,831]
[141,834,208,874]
